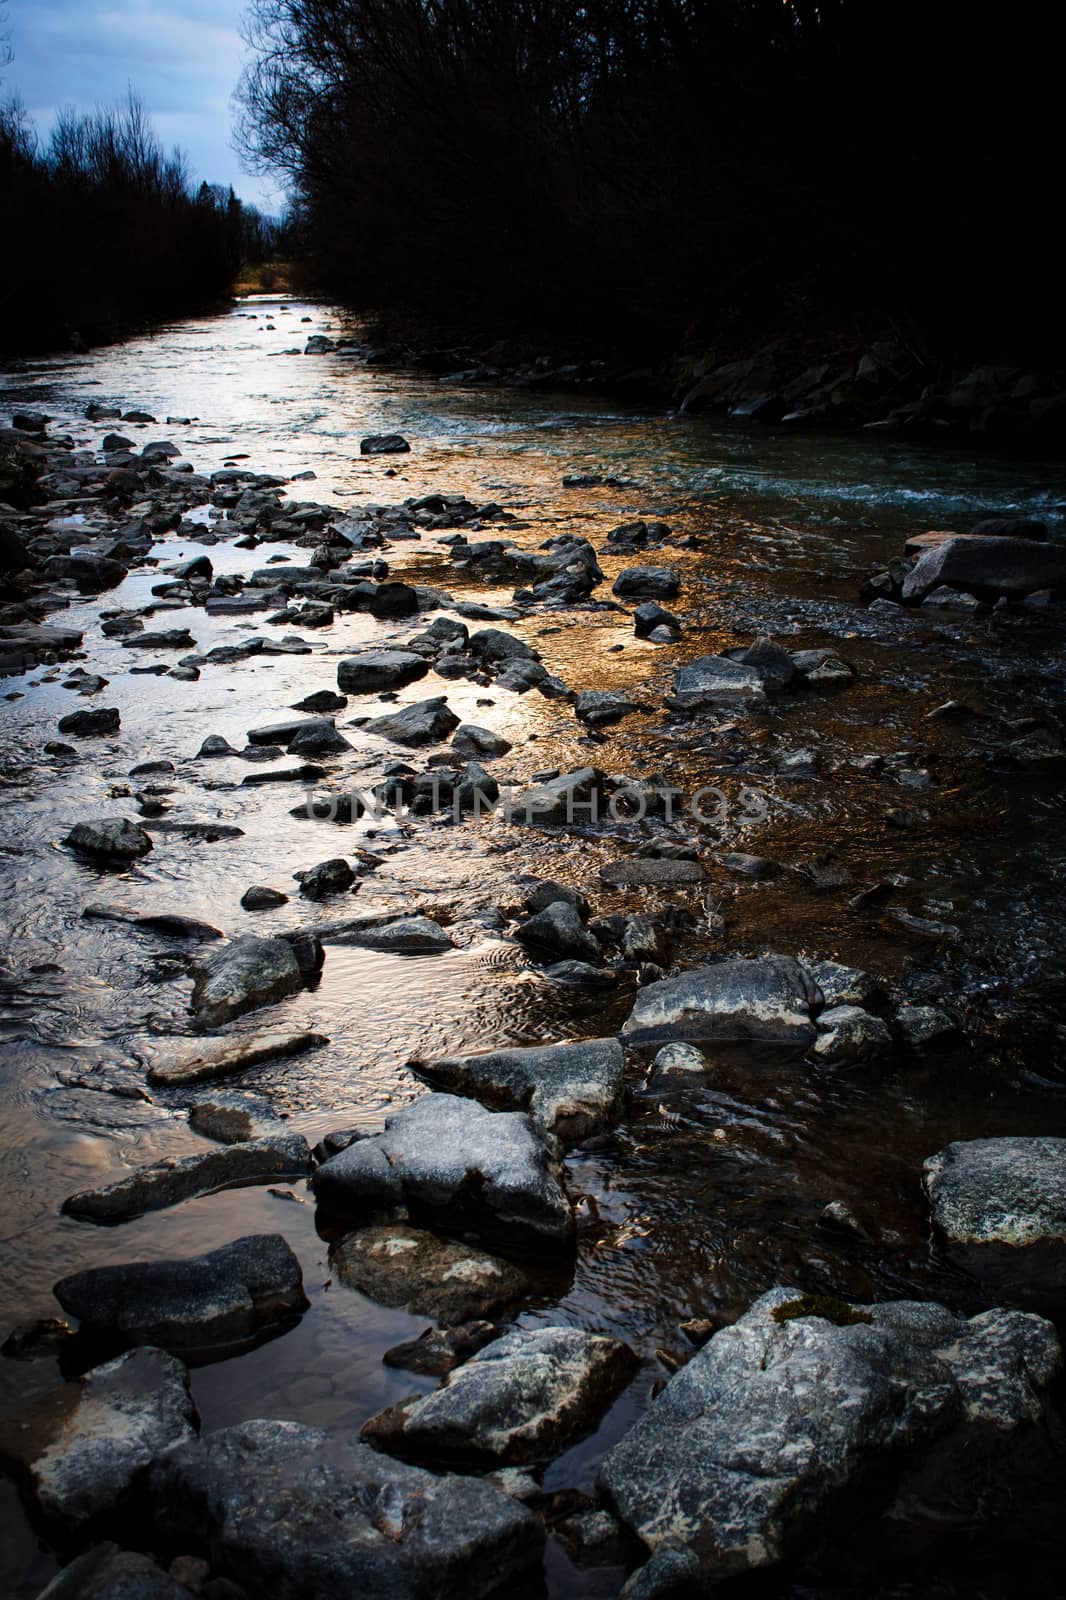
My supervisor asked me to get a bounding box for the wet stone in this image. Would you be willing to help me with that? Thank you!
[57,707,120,737]
[62,818,152,861]
[312,1093,575,1254]
[143,1418,543,1600]
[53,1233,308,1353]
[61,1133,312,1223]
[600,857,707,887]
[331,1225,534,1321]
[364,696,461,746]
[515,901,602,965]
[811,1005,893,1064]
[410,1037,624,1143]
[296,856,355,899]
[0,1348,196,1535]
[336,649,428,692]
[190,936,303,1027]
[146,1029,326,1087]
[363,1326,636,1468]
[240,885,289,910]
[622,956,821,1048]
[923,1137,1066,1290]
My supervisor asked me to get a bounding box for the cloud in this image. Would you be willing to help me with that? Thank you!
[4,0,283,209]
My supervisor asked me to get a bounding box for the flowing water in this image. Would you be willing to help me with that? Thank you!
[2,299,1066,1596]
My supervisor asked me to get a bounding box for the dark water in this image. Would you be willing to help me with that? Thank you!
[2,298,1066,1597]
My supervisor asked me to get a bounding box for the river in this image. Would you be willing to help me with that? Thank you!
[2,298,1066,1597]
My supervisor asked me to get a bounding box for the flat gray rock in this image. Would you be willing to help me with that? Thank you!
[332,1225,533,1322]
[671,656,767,709]
[54,1233,307,1352]
[364,1326,636,1467]
[364,696,460,746]
[451,723,512,759]
[323,915,453,953]
[144,1418,543,1599]
[62,1133,311,1223]
[509,767,602,826]
[923,1137,1066,1289]
[622,956,821,1047]
[146,1029,327,1086]
[601,1285,1061,1585]
[411,1037,624,1143]
[337,649,429,692]
[190,936,302,1027]
[0,1348,195,1533]
[600,858,707,886]
[313,1094,575,1253]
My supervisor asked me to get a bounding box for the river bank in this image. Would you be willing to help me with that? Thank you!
[2,298,1066,1599]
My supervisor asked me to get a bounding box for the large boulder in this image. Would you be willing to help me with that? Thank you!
[901,536,1066,601]
[622,956,821,1047]
[923,1137,1066,1290]
[670,656,767,709]
[363,1326,636,1468]
[190,936,302,1027]
[410,1038,624,1143]
[0,1348,195,1534]
[364,697,460,746]
[53,1234,307,1353]
[312,1094,575,1254]
[331,1225,533,1322]
[143,1418,542,1600]
[600,1286,1062,1586]
[337,649,429,692]
[61,1134,311,1223]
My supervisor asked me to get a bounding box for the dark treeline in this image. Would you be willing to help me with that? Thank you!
[0,96,279,355]
[238,1,1062,365]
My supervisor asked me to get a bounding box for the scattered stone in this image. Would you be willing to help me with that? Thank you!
[510,767,602,826]
[291,689,347,714]
[360,433,411,454]
[286,718,351,757]
[0,1348,196,1534]
[803,959,888,1013]
[811,1006,893,1064]
[196,734,236,759]
[411,1038,624,1142]
[452,723,512,759]
[313,1094,575,1253]
[324,915,453,953]
[515,901,602,965]
[144,1418,543,1598]
[622,956,821,1047]
[240,885,289,911]
[54,1234,307,1352]
[633,601,681,639]
[25,1543,189,1600]
[190,936,303,1027]
[146,1030,326,1087]
[897,1004,958,1050]
[649,1042,710,1087]
[613,568,680,600]
[296,856,355,899]
[599,858,706,887]
[902,536,1066,601]
[365,696,461,746]
[923,1137,1066,1289]
[601,1285,1062,1585]
[575,690,645,727]
[670,656,767,709]
[61,1133,312,1223]
[62,819,152,861]
[363,1326,636,1467]
[332,1226,533,1321]
[337,650,429,692]
[384,1323,500,1377]
[57,707,120,737]
[723,852,777,879]
[188,1099,260,1144]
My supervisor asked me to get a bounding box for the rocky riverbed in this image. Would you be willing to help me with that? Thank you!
[2,299,1066,1599]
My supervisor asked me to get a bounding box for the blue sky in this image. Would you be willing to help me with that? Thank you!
[3,0,284,211]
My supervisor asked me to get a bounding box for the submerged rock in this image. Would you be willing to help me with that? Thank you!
[364,1326,635,1468]
[923,1137,1066,1289]
[600,858,707,887]
[61,1133,311,1223]
[313,1093,575,1253]
[600,1285,1062,1585]
[410,1037,624,1142]
[575,689,645,727]
[190,936,302,1027]
[0,1348,196,1534]
[144,1418,543,1599]
[622,956,821,1047]
[332,1225,533,1321]
[54,1234,307,1353]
